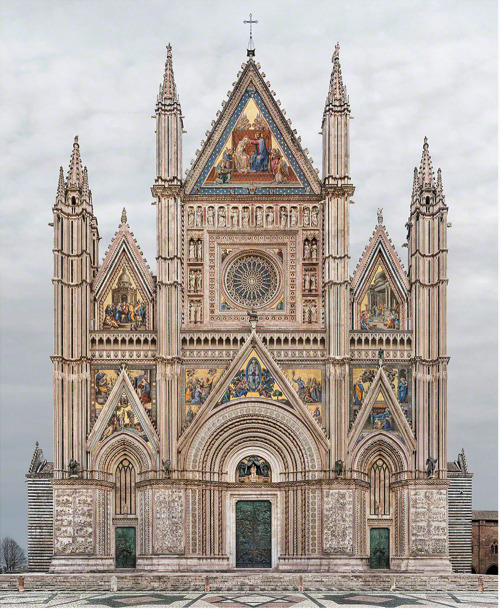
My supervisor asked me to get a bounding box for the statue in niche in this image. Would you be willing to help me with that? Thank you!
[280,207,287,227]
[196,239,203,260]
[303,207,310,226]
[195,207,203,227]
[290,208,298,227]
[231,208,239,227]
[195,270,202,293]
[242,207,250,228]
[266,207,274,226]
[311,207,319,227]
[304,239,311,260]
[189,239,196,259]
[237,456,271,483]
[311,239,318,260]
[187,207,195,227]
[188,270,196,292]
[207,206,215,227]
[256,207,263,227]
[218,207,226,227]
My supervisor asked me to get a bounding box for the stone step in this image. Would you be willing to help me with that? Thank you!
[0,572,497,592]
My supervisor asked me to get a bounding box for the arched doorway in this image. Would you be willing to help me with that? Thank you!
[114,457,137,568]
[486,564,498,575]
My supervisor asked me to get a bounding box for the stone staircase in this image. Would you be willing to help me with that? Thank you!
[0,572,497,592]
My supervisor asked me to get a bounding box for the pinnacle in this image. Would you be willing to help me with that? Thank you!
[82,166,89,195]
[67,135,83,188]
[57,166,65,197]
[325,42,348,108]
[161,43,178,102]
[418,136,435,189]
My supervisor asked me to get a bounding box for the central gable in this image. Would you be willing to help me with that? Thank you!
[185,61,321,195]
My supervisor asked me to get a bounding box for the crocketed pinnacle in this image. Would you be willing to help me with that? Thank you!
[57,166,65,197]
[418,136,436,189]
[161,43,178,102]
[121,207,127,225]
[67,135,83,188]
[82,167,89,197]
[325,42,349,108]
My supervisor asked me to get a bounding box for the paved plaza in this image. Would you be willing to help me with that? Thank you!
[0,591,497,608]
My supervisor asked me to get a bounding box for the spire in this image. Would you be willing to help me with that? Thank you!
[82,166,89,197]
[121,207,127,225]
[325,42,349,109]
[57,166,65,198]
[161,44,178,102]
[67,135,82,189]
[418,136,435,189]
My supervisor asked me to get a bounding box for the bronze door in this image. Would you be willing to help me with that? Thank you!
[236,500,272,568]
[370,527,390,569]
[115,526,136,569]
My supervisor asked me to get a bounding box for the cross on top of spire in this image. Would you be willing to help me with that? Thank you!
[244,13,258,57]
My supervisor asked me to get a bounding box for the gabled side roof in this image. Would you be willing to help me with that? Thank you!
[93,208,155,299]
[184,59,321,196]
[351,214,409,298]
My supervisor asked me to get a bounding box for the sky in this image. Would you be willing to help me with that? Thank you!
[0,0,497,551]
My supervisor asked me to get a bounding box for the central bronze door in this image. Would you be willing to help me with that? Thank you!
[236,500,272,568]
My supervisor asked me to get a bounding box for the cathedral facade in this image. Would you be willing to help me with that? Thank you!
[48,43,451,572]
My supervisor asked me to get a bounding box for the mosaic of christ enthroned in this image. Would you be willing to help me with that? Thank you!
[204,96,300,187]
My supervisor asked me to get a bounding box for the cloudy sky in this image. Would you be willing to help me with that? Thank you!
[0,0,497,549]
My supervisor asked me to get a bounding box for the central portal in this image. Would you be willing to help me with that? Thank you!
[236,500,272,568]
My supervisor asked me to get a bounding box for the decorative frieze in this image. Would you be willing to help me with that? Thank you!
[323,489,354,554]
[410,489,448,555]
[53,488,94,555]
[153,489,185,554]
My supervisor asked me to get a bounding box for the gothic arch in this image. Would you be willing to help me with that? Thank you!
[351,432,410,476]
[183,402,323,481]
[93,431,156,478]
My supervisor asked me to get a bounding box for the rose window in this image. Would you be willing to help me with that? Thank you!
[224,253,281,309]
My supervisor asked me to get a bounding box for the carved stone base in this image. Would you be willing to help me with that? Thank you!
[136,555,230,571]
[403,556,453,572]
[50,556,114,572]
[278,555,368,572]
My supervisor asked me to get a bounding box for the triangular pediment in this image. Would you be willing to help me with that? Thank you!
[351,222,409,331]
[93,217,155,331]
[178,332,328,451]
[87,368,159,454]
[348,367,415,452]
[184,60,321,195]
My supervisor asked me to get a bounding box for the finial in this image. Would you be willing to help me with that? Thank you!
[121,207,127,225]
[332,42,340,62]
[35,441,39,448]
[243,13,258,57]
[418,136,435,189]
[377,208,383,225]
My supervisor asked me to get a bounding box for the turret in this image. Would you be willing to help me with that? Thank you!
[321,43,355,467]
[52,137,99,478]
[408,137,449,476]
[152,44,184,467]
